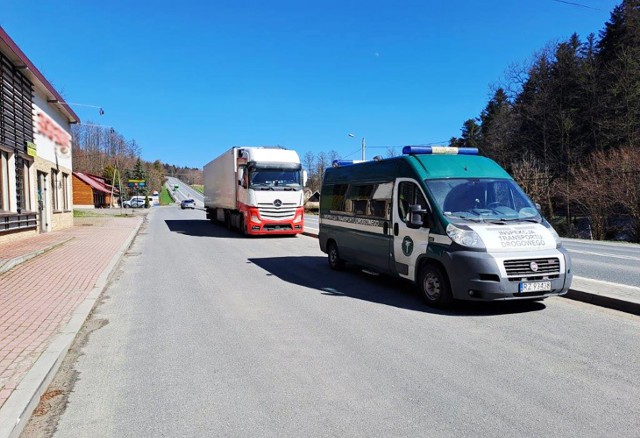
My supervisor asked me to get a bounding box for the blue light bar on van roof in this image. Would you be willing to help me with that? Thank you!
[402,146,479,155]
[332,159,364,167]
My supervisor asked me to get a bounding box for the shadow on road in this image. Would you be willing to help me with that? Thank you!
[249,256,546,316]
[164,219,247,238]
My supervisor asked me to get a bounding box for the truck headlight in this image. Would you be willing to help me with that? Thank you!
[446,224,486,249]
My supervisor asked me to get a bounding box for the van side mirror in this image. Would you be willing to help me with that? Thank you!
[407,204,426,229]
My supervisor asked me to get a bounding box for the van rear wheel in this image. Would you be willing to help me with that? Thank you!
[327,242,345,271]
[418,264,453,308]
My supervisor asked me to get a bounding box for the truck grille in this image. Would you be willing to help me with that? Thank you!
[504,257,560,281]
[258,202,297,220]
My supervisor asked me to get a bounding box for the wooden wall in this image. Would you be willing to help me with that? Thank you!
[72,174,94,205]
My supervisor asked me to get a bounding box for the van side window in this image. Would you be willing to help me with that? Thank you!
[324,184,348,212]
[370,181,393,219]
[398,181,427,222]
[346,184,373,215]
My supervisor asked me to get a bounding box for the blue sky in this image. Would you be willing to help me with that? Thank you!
[2,0,620,169]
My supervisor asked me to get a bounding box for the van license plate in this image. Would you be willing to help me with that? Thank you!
[519,281,551,293]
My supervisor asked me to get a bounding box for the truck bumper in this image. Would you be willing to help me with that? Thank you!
[246,220,304,235]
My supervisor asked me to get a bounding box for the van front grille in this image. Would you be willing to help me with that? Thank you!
[504,257,560,281]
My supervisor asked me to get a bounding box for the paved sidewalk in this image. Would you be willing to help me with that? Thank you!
[0,211,145,438]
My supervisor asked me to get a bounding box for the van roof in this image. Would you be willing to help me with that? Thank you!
[410,154,511,180]
[324,153,511,185]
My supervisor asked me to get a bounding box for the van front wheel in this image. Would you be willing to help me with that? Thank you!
[327,242,345,271]
[418,264,453,308]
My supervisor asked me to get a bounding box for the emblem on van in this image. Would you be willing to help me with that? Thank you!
[530,261,539,272]
[402,236,414,257]
[273,199,282,207]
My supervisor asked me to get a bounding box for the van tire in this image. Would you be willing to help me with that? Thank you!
[327,242,345,271]
[418,264,453,308]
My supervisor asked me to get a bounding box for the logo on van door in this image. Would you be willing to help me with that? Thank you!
[402,236,414,256]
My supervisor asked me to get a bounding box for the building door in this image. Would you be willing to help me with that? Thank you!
[37,171,49,233]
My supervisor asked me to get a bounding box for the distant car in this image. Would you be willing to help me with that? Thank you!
[181,199,196,209]
[123,198,146,208]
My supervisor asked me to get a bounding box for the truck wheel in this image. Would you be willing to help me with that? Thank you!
[418,264,453,308]
[327,242,345,271]
[239,216,247,236]
[224,211,232,230]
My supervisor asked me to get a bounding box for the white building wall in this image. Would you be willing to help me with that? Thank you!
[32,90,73,169]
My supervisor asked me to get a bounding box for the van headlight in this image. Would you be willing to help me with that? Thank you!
[544,221,563,248]
[446,224,486,249]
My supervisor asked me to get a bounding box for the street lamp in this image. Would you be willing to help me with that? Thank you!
[348,133,366,161]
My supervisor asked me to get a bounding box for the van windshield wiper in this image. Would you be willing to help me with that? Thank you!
[492,217,541,224]
[444,213,484,222]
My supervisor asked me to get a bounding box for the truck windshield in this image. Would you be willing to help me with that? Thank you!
[425,178,542,223]
[249,169,301,190]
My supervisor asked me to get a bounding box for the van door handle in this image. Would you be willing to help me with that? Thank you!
[394,223,399,236]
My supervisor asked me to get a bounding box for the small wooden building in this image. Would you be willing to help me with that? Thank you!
[72,172,120,208]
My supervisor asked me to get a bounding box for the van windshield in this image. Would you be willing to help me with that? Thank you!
[425,178,542,223]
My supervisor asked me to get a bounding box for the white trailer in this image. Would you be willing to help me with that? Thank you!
[203,147,306,235]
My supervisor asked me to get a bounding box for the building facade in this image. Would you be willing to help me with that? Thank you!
[0,26,79,244]
[73,172,120,208]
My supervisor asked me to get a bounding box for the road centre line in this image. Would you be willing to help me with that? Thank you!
[567,249,640,261]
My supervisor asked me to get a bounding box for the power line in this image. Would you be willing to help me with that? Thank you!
[549,0,601,11]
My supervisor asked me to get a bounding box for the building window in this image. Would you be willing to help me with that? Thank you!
[0,150,8,211]
[51,169,59,211]
[62,173,69,210]
[16,156,32,212]
[0,53,34,151]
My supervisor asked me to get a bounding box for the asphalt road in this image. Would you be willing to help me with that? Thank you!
[563,239,640,288]
[166,176,204,208]
[50,207,640,437]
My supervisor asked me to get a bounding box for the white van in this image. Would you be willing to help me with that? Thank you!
[319,146,573,307]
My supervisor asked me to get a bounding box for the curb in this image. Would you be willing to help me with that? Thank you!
[0,238,73,275]
[565,289,640,316]
[0,216,144,438]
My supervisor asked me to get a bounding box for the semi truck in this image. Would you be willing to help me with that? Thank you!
[203,146,306,236]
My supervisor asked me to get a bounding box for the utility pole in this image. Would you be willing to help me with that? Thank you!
[348,133,366,161]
